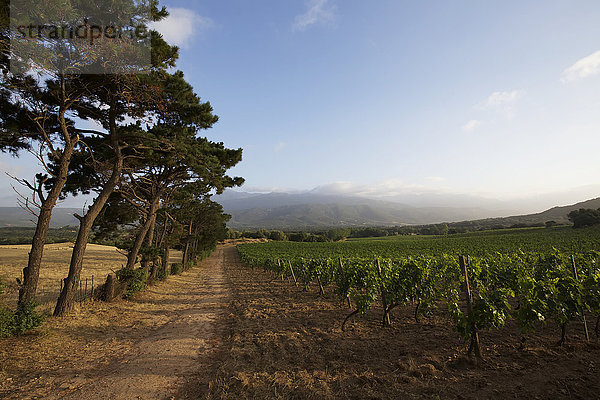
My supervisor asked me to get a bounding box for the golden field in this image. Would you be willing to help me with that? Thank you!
[0,243,182,312]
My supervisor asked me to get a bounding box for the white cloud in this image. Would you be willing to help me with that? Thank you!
[313,181,357,195]
[562,50,600,83]
[292,0,336,32]
[233,186,300,194]
[462,119,482,132]
[468,90,525,123]
[274,142,287,153]
[149,8,213,48]
[312,179,440,198]
[485,90,525,107]
[424,176,445,183]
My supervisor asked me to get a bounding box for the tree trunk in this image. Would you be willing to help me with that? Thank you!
[181,239,189,266]
[158,215,171,275]
[54,119,123,317]
[126,198,159,270]
[141,208,158,276]
[181,221,193,266]
[162,245,170,275]
[54,205,98,316]
[19,205,53,305]
[191,238,198,261]
[19,116,76,306]
[157,213,169,249]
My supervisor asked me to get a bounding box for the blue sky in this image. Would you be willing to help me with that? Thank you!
[2,0,600,208]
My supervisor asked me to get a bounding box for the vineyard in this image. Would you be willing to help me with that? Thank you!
[237,226,600,357]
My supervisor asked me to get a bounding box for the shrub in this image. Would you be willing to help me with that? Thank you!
[170,263,183,275]
[115,268,148,299]
[0,307,12,337]
[12,302,44,335]
[156,266,168,281]
[199,249,213,260]
[0,302,44,338]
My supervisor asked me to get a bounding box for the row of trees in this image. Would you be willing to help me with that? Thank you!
[229,226,453,241]
[0,0,243,316]
[228,228,352,243]
[230,217,582,242]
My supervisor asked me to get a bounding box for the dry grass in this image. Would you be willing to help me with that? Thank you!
[0,243,182,312]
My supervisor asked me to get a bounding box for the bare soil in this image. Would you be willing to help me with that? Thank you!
[204,246,600,399]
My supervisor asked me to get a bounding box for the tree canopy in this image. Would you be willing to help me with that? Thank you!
[568,208,600,229]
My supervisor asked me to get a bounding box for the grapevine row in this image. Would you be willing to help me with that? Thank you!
[238,245,600,357]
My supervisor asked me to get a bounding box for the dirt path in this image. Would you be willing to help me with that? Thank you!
[0,246,232,400]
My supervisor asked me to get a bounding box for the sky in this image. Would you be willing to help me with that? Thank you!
[2,0,600,209]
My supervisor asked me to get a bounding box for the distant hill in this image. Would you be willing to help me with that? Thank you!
[0,207,79,228]
[217,191,516,230]
[226,203,505,230]
[216,190,600,230]
[456,197,600,230]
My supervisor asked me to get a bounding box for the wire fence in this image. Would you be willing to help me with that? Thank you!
[2,273,105,309]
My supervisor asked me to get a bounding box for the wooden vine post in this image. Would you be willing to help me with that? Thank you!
[276,259,284,281]
[376,259,391,326]
[459,255,481,359]
[287,260,298,286]
[338,258,351,308]
[570,255,590,342]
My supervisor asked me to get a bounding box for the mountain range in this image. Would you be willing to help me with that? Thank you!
[215,190,600,230]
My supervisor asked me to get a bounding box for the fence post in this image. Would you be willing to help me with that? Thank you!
[460,255,481,359]
[104,274,115,301]
[571,255,590,342]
